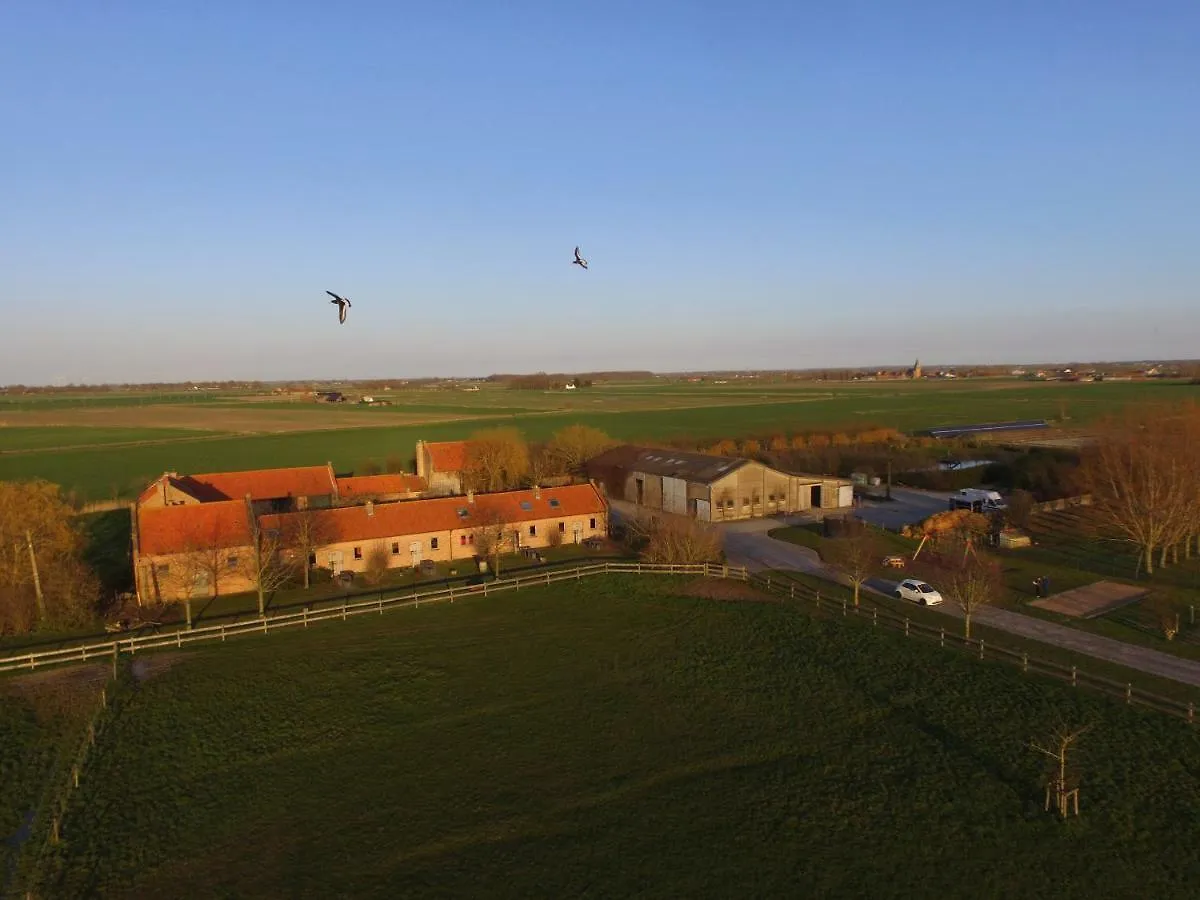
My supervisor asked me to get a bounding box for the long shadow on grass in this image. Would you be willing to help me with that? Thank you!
[859,680,1033,808]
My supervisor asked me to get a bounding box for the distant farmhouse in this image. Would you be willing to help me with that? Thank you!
[585,445,853,521]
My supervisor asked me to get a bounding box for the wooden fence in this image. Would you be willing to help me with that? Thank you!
[745,571,1198,725]
[0,562,746,677]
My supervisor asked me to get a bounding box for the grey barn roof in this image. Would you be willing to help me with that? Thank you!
[586,445,751,484]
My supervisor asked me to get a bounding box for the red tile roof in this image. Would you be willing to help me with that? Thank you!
[262,483,606,545]
[336,474,426,499]
[424,441,468,473]
[138,500,253,556]
[193,465,335,501]
[138,466,336,504]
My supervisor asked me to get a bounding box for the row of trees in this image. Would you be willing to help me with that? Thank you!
[460,425,617,492]
[1083,405,1200,575]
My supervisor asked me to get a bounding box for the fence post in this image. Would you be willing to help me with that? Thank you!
[546,572,551,586]
[979,639,984,660]
[815,591,821,609]
[221,624,226,642]
[842,599,847,617]
[1126,683,1132,704]
[873,609,877,627]
[905,618,910,636]
[72,766,79,789]
[303,607,308,628]
[378,595,384,615]
[484,581,489,597]
[112,641,119,678]
[1071,666,1077,687]
[177,630,182,648]
[790,585,795,601]
[1190,702,1195,724]
[262,617,268,634]
[939,627,944,647]
[449,586,455,603]
[1022,653,1028,673]
[342,603,347,620]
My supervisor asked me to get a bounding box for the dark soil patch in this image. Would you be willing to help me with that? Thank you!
[679,577,777,603]
[130,653,191,684]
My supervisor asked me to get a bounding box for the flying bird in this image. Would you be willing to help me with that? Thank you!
[326,290,351,324]
[572,247,588,270]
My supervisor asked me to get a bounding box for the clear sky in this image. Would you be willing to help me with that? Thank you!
[3,1,1198,384]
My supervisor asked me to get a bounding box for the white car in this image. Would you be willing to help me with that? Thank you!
[894,579,944,606]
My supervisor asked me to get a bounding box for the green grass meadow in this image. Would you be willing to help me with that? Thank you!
[5,379,1200,501]
[19,576,1200,898]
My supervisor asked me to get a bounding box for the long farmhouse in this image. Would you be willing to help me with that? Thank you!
[132,451,607,605]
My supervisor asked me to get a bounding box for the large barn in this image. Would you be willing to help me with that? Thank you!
[584,445,853,521]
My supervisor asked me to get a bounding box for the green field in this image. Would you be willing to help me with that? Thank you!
[17,576,1200,898]
[4,379,1199,501]
[0,427,216,453]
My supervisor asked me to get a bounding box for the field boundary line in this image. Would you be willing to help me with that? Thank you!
[747,571,1198,726]
[0,562,745,676]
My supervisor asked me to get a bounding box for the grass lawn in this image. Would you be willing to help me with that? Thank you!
[19,575,1200,898]
[0,427,219,453]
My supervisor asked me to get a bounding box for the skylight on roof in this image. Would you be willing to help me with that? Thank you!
[548,498,561,508]
[519,501,533,511]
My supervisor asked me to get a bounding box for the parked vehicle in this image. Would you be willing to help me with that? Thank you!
[894,579,944,606]
[948,488,1006,513]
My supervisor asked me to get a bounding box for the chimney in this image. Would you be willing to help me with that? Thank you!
[467,489,475,504]
[533,484,541,500]
[366,500,375,517]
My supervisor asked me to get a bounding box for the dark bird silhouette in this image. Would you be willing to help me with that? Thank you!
[326,291,351,324]
[572,247,588,270]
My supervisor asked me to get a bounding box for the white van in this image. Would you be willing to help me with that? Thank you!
[948,488,1006,513]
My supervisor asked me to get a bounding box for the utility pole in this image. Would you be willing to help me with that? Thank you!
[26,530,46,623]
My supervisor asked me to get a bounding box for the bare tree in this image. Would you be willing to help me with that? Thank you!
[464,427,530,492]
[916,535,1004,639]
[632,513,724,565]
[1029,723,1091,818]
[471,507,511,577]
[824,520,880,607]
[363,541,391,585]
[281,508,336,589]
[247,517,295,618]
[1082,408,1189,576]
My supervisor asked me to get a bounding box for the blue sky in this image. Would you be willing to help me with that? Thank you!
[3,1,1198,383]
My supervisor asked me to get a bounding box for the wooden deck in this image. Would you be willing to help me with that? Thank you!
[1030,581,1148,619]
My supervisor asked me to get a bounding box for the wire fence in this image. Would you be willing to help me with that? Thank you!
[745,571,1198,725]
[12,657,130,899]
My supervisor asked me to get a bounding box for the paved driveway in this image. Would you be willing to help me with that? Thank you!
[851,487,954,531]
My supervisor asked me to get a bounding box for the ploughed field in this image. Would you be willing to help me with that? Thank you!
[11,575,1200,898]
[3,378,1196,502]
